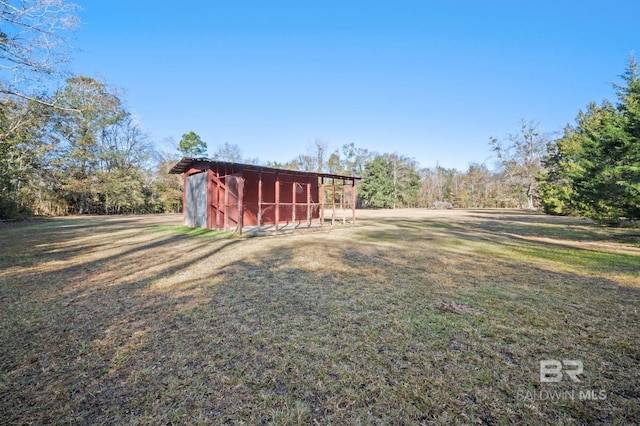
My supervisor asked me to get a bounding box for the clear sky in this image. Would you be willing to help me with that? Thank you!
[71,1,640,171]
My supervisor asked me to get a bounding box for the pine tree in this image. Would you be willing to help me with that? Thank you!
[541,54,640,224]
[359,154,421,208]
[178,131,207,157]
[360,156,395,208]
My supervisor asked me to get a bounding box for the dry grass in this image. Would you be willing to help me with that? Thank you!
[1,210,639,425]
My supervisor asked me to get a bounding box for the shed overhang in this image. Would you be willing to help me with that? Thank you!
[169,157,361,181]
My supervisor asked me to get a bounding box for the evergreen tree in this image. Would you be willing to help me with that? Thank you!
[178,131,207,157]
[572,102,630,223]
[539,103,610,215]
[360,156,395,208]
[540,55,640,224]
[613,54,640,220]
[359,154,421,208]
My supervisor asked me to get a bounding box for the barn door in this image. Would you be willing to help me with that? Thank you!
[185,171,208,228]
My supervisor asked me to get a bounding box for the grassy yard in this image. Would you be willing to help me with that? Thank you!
[1,209,638,425]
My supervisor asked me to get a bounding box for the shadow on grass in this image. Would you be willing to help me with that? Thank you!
[1,213,639,424]
[0,216,246,424]
[356,213,640,278]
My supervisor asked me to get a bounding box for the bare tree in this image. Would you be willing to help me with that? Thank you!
[98,114,155,172]
[490,119,549,210]
[309,138,328,173]
[295,139,329,173]
[212,142,242,162]
[0,0,79,103]
[340,142,372,176]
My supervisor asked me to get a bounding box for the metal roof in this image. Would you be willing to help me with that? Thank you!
[169,157,361,180]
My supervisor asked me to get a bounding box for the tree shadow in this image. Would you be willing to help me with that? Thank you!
[1,213,639,424]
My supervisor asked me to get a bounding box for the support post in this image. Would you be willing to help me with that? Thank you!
[351,180,356,223]
[207,170,214,229]
[320,177,325,227]
[331,180,336,225]
[275,175,280,231]
[237,177,244,235]
[257,171,263,229]
[291,182,296,226]
[224,179,230,232]
[215,185,221,229]
[213,172,221,229]
[182,173,187,226]
[342,180,346,225]
[306,180,311,227]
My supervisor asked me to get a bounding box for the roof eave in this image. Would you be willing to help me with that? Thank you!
[169,158,361,180]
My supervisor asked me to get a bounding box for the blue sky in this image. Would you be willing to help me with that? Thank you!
[71,1,639,171]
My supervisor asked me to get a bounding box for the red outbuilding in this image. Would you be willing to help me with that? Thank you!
[169,158,360,234]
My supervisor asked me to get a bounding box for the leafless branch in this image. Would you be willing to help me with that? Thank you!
[0,0,79,99]
[1,88,79,111]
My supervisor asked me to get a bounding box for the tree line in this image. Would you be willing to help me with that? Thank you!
[1,1,638,225]
[1,76,183,217]
[260,139,525,210]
